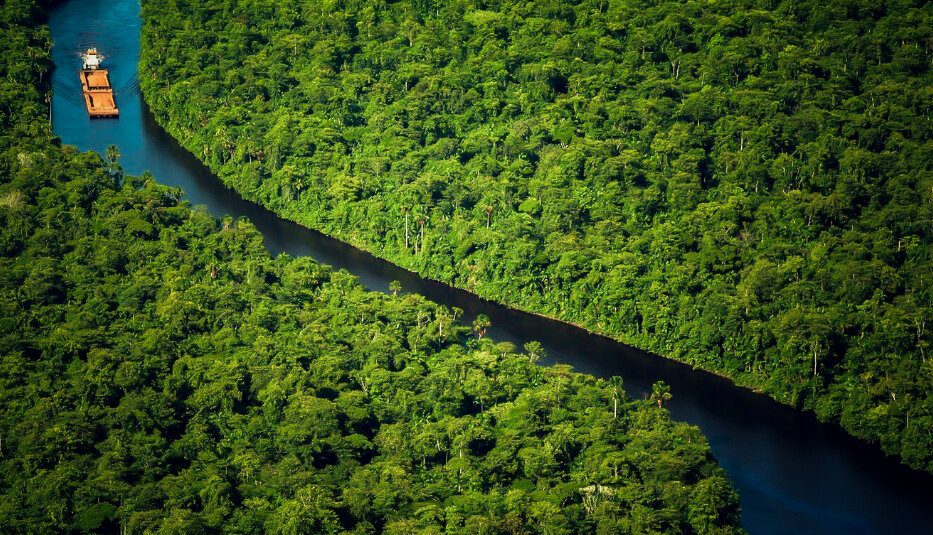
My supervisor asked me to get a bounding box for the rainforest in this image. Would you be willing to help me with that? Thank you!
[139,0,933,473]
[2,0,933,532]
[0,1,747,533]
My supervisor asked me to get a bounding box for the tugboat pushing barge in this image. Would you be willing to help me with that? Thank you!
[80,48,118,118]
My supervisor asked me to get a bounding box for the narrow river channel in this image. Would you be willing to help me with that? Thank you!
[47,1,932,533]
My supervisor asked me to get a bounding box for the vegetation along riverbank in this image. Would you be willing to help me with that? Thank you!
[139,0,933,471]
[0,1,744,532]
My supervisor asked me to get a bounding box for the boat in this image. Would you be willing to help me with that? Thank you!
[80,48,119,118]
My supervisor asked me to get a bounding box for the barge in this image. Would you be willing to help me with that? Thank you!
[80,48,118,118]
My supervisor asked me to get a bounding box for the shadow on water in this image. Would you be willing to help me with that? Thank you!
[48,1,933,533]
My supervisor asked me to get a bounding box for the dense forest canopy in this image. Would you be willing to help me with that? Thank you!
[0,1,744,533]
[140,0,933,470]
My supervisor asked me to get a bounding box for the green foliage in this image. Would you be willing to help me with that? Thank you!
[0,2,743,532]
[472,313,492,339]
[651,381,673,408]
[140,0,933,471]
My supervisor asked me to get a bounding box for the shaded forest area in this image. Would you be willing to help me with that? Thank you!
[140,0,933,470]
[0,1,743,533]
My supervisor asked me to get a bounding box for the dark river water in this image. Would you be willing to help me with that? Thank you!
[47,1,932,533]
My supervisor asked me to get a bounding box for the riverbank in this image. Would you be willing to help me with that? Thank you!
[1,2,754,533]
[137,0,933,475]
[48,0,933,532]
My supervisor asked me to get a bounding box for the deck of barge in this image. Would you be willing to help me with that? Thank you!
[80,69,119,118]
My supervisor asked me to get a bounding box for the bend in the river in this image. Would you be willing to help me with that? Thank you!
[47,1,932,534]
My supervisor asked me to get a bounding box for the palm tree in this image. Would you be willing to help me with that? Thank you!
[436,310,450,340]
[523,341,545,365]
[650,381,672,408]
[389,280,402,297]
[472,314,491,339]
[608,376,624,418]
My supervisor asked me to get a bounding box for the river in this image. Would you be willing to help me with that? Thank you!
[47,1,932,533]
